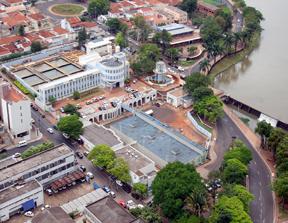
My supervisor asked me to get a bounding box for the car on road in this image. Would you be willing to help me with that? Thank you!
[126,200,136,209]
[46,189,53,196]
[47,128,54,134]
[41,114,45,118]
[77,138,84,145]
[116,180,123,187]
[24,211,34,217]
[17,140,27,147]
[83,151,89,157]
[63,133,70,139]
[31,105,38,111]
[12,152,21,158]
[76,151,84,159]
[109,191,116,198]
[118,200,126,208]
[79,165,86,172]
[86,172,94,179]
[102,186,110,193]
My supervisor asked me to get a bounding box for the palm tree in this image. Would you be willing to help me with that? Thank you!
[188,46,197,56]
[184,191,207,217]
[223,33,234,55]
[166,48,179,64]
[233,32,242,53]
[199,59,211,74]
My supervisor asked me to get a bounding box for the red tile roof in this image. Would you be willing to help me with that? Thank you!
[139,7,153,12]
[133,0,146,6]
[0,35,24,46]
[110,2,122,13]
[2,12,28,27]
[28,13,45,21]
[53,26,69,35]
[24,33,42,42]
[4,87,25,102]
[120,0,134,7]
[157,0,181,6]
[4,44,20,53]
[67,17,81,25]
[0,46,11,56]
[71,21,97,28]
[38,30,55,38]
[5,0,23,4]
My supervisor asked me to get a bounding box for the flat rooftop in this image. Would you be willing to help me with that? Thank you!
[0,144,73,183]
[168,87,187,97]
[157,23,194,36]
[12,56,84,90]
[3,86,25,102]
[0,180,42,204]
[115,146,153,174]
[32,207,75,223]
[83,124,122,148]
[86,196,137,223]
[111,114,207,164]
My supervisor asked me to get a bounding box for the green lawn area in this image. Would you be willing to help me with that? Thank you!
[178,60,196,67]
[203,0,222,6]
[191,113,213,133]
[51,4,85,16]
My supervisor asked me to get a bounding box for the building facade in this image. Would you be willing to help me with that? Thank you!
[0,180,44,222]
[0,144,76,191]
[0,83,31,140]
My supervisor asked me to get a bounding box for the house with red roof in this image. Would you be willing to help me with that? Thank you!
[28,13,50,31]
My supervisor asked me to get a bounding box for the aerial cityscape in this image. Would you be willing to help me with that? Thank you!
[0,0,285,222]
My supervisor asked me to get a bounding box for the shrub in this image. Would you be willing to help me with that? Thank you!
[21,141,54,159]
[13,80,30,94]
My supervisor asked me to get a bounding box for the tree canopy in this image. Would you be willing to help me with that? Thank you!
[179,0,197,15]
[88,0,109,18]
[133,182,148,197]
[193,96,223,123]
[57,114,83,139]
[130,207,161,223]
[88,144,116,169]
[273,175,288,206]
[184,73,210,95]
[224,140,252,165]
[191,86,213,103]
[31,41,42,53]
[152,162,205,219]
[115,32,127,48]
[132,16,151,42]
[223,158,248,184]
[209,196,252,223]
[106,18,127,34]
[268,128,287,156]
[255,120,273,139]
[78,28,88,48]
[152,30,172,51]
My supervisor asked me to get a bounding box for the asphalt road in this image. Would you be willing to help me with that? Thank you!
[205,113,274,223]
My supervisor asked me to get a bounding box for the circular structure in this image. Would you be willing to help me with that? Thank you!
[50,3,86,17]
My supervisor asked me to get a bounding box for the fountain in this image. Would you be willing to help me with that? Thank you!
[146,61,174,86]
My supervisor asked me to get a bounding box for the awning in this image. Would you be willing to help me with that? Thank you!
[22,199,35,212]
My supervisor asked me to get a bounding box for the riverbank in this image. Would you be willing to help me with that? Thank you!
[209,32,261,79]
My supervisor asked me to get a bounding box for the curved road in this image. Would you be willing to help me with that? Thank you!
[204,113,274,223]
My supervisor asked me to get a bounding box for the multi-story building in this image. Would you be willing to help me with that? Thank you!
[0,143,76,191]
[155,6,188,24]
[197,1,219,16]
[0,82,31,140]
[0,180,44,222]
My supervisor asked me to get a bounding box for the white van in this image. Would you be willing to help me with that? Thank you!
[17,140,27,147]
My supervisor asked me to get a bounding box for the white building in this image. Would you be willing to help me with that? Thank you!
[0,144,76,190]
[85,37,114,56]
[0,82,31,140]
[166,87,192,108]
[0,180,44,222]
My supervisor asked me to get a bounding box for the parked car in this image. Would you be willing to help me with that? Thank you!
[24,211,34,217]
[46,189,53,196]
[76,151,84,159]
[118,200,126,208]
[41,114,45,118]
[86,172,94,179]
[126,200,136,210]
[60,107,65,113]
[77,138,84,145]
[47,128,54,134]
[109,191,116,198]
[63,133,70,139]
[79,165,86,172]
[83,151,89,157]
[12,152,21,158]
[102,186,110,193]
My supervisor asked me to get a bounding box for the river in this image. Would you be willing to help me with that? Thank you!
[214,0,288,123]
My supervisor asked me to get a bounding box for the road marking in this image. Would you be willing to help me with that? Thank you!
[254,161,257,165]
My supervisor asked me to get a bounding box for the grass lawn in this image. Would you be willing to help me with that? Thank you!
[203,0,222,6]
[179,60,196,67]
[51,4,85,16]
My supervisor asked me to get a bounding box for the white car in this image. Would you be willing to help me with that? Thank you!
[126,200,136,210]
[86,172,94,179]
[109,191,116,198]
[47,128,54,134]
[137,204,144,209]
[24,211,34,217]
[12,152,21,158]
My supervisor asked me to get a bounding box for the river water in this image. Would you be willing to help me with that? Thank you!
[214,0,288,123]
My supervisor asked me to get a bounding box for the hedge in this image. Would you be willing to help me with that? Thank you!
[14,80,30,94]
[21,141,54,159]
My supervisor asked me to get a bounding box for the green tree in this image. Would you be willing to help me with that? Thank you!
[188,46,197,56]
[131,44,160,75]
[184,187,207,217]
[88,144,115,169]
[193,96,223,123]
[153,30,172,52]
[180,0,197,15]
[276,136,288,167]
[73,91,80,100]
[184,72,210,95]
[48,95,56,106]
[108,157,131,183]
[88,0,109,18]
[166,48,180,63]
[255,120,273,148]
[273,175,288,208]
[224,140,252,165]
[152,162,206,219]
[64,104,77,115]
[233,31,243,53]
[191,86,213,103]
[78,27,88,48]
[199,59,211,74]
[174,215,202,223]
[215,7,232,32]
[133,182,148,198]
[106,18,122,34]
[18,25,25,36]
[132,16,151,42]
[268,128,287,157]
[57,114,83,139]
[31,41,42,53]
[115,32,127,48]
[223,32,234,54]
[223,158,248,184]
[130,207,161,223]
[210,196,252,223]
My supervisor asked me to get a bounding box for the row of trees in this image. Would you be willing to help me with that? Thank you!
[255,121,288,207]
[87,144,131,183]
[209,140,254,222]
[184,73,223,123]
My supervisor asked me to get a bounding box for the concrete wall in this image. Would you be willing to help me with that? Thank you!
[187,112,212,139]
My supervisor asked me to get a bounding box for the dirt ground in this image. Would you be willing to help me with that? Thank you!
[151,103,207,145]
